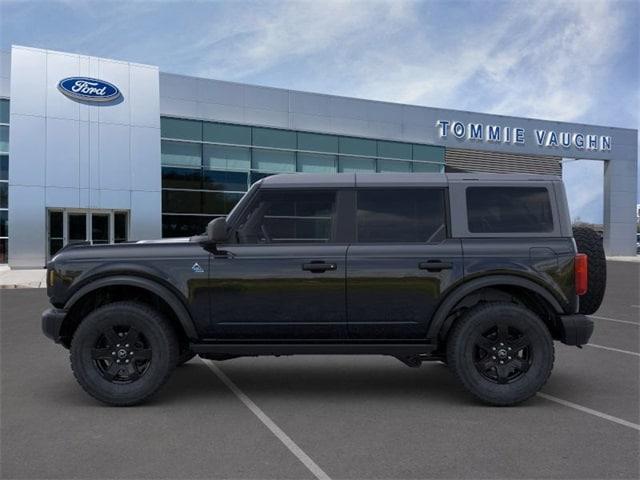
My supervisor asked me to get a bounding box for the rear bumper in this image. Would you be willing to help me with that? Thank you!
[41,308,67,343]
[558,314,594,346]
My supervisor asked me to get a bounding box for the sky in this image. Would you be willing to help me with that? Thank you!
[1,0,638,223]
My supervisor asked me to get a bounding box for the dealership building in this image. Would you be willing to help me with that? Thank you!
[0,45,637,267]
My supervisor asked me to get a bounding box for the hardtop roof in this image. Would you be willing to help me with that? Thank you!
[259,172,561,188]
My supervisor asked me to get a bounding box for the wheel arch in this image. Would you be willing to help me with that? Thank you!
[60,275,198,348]
[428,275,565,344]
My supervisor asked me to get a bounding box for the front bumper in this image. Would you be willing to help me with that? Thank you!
[42,308,67,343]
[558,314,594,346]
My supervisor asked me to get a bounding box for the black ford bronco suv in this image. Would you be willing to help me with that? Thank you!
[42,173,605,406]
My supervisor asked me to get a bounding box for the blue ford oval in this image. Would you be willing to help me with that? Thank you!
[58,77,121,102]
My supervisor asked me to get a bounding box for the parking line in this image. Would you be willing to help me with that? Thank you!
[590,315,639,326]
[585,343,639,356]
[537,392,640,431]
[201,359,331,480]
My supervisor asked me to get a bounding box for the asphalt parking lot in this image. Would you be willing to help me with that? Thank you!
[1,260,638,479]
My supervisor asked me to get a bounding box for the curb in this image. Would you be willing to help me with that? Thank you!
[0,282,46,289]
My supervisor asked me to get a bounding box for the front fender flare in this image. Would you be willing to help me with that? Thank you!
[64,275,198,340]
[426,275,565,342]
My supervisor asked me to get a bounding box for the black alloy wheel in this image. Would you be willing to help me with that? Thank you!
[472,323,532,384]
[91,325,152,383]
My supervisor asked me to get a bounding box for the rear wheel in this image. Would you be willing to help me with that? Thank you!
[70,301,178,406]
[572,226,606,314]
[446,302,554,406]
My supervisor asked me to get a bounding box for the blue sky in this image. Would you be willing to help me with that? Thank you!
[1,0,638,222]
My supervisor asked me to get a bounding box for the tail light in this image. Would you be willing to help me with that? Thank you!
[575,253,588,296]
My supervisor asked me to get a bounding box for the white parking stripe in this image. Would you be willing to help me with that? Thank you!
[586,343,640,356]
[537,392,640,431]
[201,359,331,480]
[590,315,639,326]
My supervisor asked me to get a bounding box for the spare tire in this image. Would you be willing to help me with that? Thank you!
[572,226,606,314]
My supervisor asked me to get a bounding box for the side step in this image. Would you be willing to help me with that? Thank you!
[190,342,436,357]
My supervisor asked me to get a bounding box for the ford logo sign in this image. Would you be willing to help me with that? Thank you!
[57,77,121,102]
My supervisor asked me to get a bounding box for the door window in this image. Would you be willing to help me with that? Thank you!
[236,190,337,244]
[356,188,446,243]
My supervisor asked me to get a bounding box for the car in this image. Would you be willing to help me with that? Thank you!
[42,172,603,407]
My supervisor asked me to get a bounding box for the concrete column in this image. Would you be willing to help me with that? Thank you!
[602,142,638,256]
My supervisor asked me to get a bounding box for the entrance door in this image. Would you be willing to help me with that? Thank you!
[47,210,129,258]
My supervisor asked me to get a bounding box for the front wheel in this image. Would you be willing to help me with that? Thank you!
[70,301,178,406]
[446,302,554,406]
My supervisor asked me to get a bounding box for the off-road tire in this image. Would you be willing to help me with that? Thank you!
[572,226,606,315]
[447,302,554,406]
[70,301,178,406]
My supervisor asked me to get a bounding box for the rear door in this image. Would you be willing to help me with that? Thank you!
[346,187,463,339]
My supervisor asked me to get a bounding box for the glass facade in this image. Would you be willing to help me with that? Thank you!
[0,99,8,263]
[160,117,445,237]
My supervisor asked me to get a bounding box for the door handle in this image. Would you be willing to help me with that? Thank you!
[419,260,453,272]
[302,262,337,273]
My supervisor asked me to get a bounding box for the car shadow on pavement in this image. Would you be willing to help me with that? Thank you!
[163,359,494,408]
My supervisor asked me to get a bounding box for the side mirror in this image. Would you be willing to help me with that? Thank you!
[207,217,228,243]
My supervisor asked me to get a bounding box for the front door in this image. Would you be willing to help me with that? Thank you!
[346,188,464,339]
[206,188,348,339]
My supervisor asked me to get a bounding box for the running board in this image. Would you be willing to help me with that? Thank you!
[190,342,436,357]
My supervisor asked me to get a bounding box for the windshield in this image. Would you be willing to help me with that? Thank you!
[227,182,259,225]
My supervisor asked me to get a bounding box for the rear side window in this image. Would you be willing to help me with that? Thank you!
[356,188,446,243]
[466,187,553,233]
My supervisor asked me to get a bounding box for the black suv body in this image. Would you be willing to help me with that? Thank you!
[42,173,595,406]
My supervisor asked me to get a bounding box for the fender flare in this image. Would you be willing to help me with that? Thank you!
[426,275,565,341]
[64,275,198,340]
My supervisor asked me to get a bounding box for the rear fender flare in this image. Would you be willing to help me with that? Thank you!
[427,275,564,342]
[64,275,198,340]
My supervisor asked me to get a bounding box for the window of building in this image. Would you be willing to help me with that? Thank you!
[339,137,377,157]
[378,159,411,173]
[161,140,201,167]
[252,149,296,172]
[0,100,9,263]
[0,99,8,124]
[162,214,211,238]
[338,156,376,173]
[298,132,339,153]
[162,190,202,214]
[356,189,447,243]
[0,155,7,180]
[0,182,6,208]
[0,126,8,154]
[202,170,248,192]
[466,187,554,233]
[161,117,202,141]
[378,141,412,160]
[297,153,337,173]
[236,190,337,244]
[252,127,296,149]
[412,162,442,173]
[203,122,251,145]
[162,167,202,190]
[204,144,250,171]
